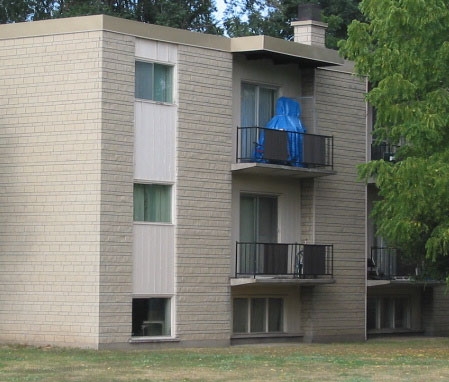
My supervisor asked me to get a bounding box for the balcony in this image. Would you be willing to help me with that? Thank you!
[232,127,335,179]
[368,247,418,282]
[232,242,334,286]
[371,142,398,162]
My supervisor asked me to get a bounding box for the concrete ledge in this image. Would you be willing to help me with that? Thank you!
[231,277,335,287]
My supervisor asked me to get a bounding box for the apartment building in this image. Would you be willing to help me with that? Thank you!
[0,9,447,349]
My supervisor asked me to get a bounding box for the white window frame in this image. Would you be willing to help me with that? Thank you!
[131,296,174,338]
[135,60,174,104]
[233,297,284,334]
[133,183,173,224]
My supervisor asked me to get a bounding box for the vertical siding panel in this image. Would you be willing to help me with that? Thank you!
[133,224,175,295]
[133,39,177,302]
[134,102,176,182]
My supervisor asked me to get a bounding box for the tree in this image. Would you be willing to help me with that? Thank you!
[134,0,221,34]
[223,0,362,49]
[340,0,449,281]
[0,0,33,23]
[1,0,223,35]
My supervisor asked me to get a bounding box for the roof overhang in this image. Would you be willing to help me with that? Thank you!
[0,15,345,69]
[231,35,344,67]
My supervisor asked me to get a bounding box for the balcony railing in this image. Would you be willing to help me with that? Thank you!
[369,247,417,280]
[371,142,398,162]
[235,242,333,279]
[236,127,333,169]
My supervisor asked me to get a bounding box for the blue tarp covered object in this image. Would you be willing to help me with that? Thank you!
[254,97,306,166]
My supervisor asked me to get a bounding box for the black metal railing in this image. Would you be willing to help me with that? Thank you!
[369,247,417,279]
[236,127,333,169]
[235,242,333,278]
[371,142,398,162]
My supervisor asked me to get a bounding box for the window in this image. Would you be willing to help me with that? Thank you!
[133,184,171,223]
[233,297,283,334]
[132,298,171,337]
[241,83,277,127]
[135,61,173,103]
[367,296,410,331]
[240,83,277,159]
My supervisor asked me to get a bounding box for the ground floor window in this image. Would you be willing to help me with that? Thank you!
[132,298,171,337]
[367,296,410,331]
[233,297,283,334]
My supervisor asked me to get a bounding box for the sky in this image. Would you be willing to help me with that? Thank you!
[215,0,226,21]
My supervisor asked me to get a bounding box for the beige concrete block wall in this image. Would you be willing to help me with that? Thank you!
[0,31,105,348]
[302,67,367,341]
[98,32,135,347]
[423,285,449,336]
[176,45,233,344]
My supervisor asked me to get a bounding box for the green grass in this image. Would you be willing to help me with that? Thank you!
[1,337,449,381]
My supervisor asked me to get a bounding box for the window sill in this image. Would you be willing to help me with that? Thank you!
[133,221,174,227]
[231,332,303,345]
[231,332,303,339]
[135,98,176,107]
[129,336,180,344]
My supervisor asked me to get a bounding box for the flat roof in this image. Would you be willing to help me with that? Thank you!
[0,14,343,67]
[231,35,343,67]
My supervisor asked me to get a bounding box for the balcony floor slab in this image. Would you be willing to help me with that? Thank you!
[231,162,335,179]
[231,277,335,287]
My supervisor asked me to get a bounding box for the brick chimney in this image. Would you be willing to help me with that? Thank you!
[291,4,327,47]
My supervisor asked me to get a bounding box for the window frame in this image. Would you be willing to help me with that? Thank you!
[133,183,173,224]
[135,60,174,104]
[131,297,173,338]
[233,297,284,334]
[367,296,411,331]
[240,82,278,127]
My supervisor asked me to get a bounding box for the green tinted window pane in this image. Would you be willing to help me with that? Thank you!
[135,61,153,100]
[133,184,145,221]
[258,87,276,127]
[134,184,171,223]
[233,298,248,333]
[154,64,173,103]
[241,83,257,126]
[250,298,266,332]
[146,184,171,223]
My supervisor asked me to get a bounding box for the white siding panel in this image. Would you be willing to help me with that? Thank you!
[133,223,175,295]
[135,39,177,64]
[134,101,176,182]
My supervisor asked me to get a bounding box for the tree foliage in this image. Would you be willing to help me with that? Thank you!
[340,0,449,280]
[0,0,222,34]
[223,0,362,49]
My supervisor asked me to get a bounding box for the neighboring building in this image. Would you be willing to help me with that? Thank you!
[0,10,447,349]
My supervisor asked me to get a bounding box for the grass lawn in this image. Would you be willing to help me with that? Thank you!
[1,337,449,381]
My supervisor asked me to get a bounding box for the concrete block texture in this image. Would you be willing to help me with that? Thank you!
[175,45,233,341]
[0,30,134,348]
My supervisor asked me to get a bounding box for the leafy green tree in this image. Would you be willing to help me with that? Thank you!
[0,0,33,23]
[223,0,362,49]
[1,0,222,35]
[134,0,221,34]
[340,0,449,280]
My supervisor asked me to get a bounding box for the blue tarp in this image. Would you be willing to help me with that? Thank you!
[254,97,306,166]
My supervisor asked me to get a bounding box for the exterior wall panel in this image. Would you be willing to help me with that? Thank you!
[0,31,104,348]
[133,224,175,295]
[301,67,367,341]
[134,102,176,182]
[98,31,135,346]
[176,45,233,344]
